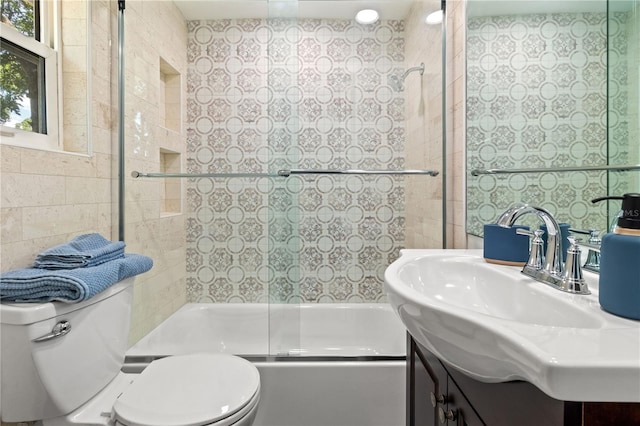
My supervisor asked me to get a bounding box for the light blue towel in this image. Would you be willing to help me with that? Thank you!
[34,233,125,269]
[0,254,153,303]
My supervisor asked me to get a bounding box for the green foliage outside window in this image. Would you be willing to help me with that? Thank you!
[1,0,42,132]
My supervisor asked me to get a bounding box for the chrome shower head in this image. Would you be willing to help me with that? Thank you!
[389,75,404,92]
[389,62,425,92]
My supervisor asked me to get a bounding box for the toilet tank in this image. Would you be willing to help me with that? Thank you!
[1,277,134,423]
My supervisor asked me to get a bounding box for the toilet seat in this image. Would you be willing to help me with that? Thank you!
[112,353,260,426]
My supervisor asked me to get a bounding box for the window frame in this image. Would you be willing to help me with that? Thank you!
[1,0,61,151]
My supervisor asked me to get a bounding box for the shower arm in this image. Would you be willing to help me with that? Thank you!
[401,63,425,80]
[390,63,426,91]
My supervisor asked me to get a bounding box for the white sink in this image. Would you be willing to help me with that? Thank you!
[384,249,640,402]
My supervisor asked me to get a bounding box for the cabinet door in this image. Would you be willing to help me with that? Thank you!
[408,336,448,426]
[446,357,567,425]
[408,336,436,425]
[411,337,483,426]
[442,377,485,426]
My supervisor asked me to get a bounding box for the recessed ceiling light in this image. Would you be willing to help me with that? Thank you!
[425,10,443,25]
[355,9,379,25]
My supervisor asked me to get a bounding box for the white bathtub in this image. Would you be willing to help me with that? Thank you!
[125,303,407,426]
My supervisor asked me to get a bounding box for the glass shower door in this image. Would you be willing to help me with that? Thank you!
[263,0,445,358]
[126,0,444,358]
[266,0,302,357]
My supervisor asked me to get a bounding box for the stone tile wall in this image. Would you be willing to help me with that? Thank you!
[123,1,188,344]
[1,1,114,272]
[404,0,445,250]
[0,0,189,347]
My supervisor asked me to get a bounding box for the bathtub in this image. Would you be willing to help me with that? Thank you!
[125,303,407,426]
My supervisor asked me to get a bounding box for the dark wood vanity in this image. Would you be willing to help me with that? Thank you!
[407,335,640,426]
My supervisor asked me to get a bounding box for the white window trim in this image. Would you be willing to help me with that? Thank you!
[1,1,61,151]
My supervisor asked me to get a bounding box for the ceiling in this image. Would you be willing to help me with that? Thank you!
[467,0,609,17]
[173,0,416,20]
[174,0,633,22]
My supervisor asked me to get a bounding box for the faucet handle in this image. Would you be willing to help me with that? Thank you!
[517,229,545,270]
[532,229,545,242]
[516,228,533,237]
[570,229,601,272]
[570,228,601,244]
[561,237,591,294]
[566,235,581,250]
[588,229,601,245]
[516,228,544,241]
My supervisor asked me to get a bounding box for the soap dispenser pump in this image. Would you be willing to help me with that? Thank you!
[592,193,640,319]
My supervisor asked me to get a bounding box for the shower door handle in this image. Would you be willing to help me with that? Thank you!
[277,169,439,177]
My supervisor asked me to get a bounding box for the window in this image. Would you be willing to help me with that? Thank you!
[1,0,60,150]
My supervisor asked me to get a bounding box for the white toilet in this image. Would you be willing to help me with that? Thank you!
[0,277,261,426]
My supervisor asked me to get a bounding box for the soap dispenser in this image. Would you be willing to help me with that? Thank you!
[592,193,640,320]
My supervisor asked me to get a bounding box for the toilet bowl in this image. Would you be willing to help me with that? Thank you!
[0,278,261,426]
[112,354,260,426]
[43,353,261,426]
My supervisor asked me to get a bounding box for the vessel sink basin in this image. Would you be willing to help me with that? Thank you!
[384,249,640,402]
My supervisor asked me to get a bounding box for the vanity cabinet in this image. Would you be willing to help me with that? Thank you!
[407,335,640,426]
[407,336,485,426]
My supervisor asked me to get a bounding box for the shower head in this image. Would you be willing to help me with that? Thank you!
[389,63,425,92]
[389,75,404,92]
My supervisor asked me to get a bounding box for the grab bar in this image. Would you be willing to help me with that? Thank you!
[470,164,640,176]
[132,169,439,178]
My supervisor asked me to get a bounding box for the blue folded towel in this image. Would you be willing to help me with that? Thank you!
[0,254,153,303]
[34,233,125,269]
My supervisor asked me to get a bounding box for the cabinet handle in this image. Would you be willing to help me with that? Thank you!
[438,406,458,423]
[430,392,447,407]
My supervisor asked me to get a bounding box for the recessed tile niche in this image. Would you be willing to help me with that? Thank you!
[160,148,181,215]
[159,58,181,132]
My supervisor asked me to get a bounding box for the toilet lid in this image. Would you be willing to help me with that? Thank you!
[112,353,260,426]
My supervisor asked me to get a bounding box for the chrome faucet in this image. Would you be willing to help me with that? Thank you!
[496,205,563,276]
[496,205,590,295]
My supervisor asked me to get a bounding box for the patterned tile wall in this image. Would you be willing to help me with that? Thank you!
[185,19,406,303]
[610,11,638,193]
[466,12,630,235]
[628,9,640,190]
